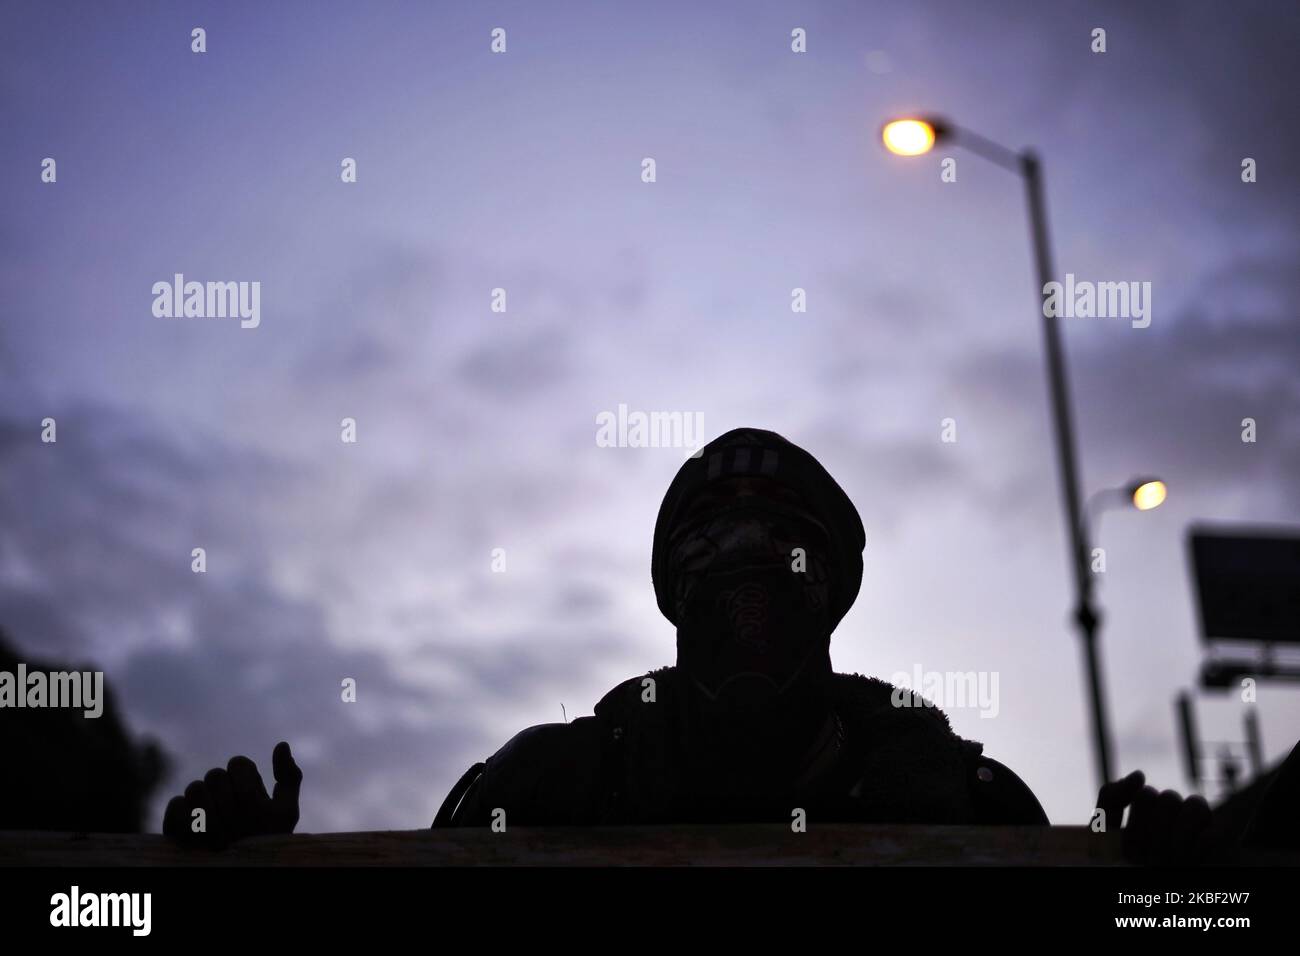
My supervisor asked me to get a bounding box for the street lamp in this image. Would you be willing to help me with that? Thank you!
[1088,477,1168,538]
[1086,476,1168,634]
[881,114,1120,787]
[881,119,938,156]
[1131,478,1168,512]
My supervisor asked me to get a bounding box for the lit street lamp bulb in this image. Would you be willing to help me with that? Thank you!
[882,119,936,156]
[1131,480,1167,511]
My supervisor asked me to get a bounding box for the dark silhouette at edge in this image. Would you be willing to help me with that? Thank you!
[1,629,169,833]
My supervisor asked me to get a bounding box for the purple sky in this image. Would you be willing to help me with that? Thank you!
[2,0,1299,831]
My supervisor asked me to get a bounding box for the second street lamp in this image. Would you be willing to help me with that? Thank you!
[881,114,1117,788]
[1131,479,1168,512]
[1087,477,1169,536]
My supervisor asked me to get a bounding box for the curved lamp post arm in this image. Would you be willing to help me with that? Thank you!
[934,120,1025,174]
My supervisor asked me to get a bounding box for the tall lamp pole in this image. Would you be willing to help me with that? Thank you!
[881,117,1114,786]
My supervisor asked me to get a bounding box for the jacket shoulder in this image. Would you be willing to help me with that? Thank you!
[832,672,1047,824]
[435,669,674,827]
[432,718,607,827]
[965,754,1050,824]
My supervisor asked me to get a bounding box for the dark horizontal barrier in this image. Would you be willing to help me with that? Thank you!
[8,825,1300,867]
[3,824,1135,866]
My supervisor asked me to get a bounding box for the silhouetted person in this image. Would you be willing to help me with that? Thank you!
[434,428,1048,827]
[166,428,1242,858]
[0,629,168,832]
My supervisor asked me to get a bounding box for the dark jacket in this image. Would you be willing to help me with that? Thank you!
[433,667,1048,828]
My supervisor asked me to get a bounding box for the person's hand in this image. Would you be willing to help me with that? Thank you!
[163,741,302,848]
[1095,770,1214,864]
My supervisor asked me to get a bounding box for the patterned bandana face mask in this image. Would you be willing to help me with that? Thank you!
[667,497,835,709]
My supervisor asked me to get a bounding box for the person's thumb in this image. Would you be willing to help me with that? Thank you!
[270,740,303,831]
[1095,769,1144,828]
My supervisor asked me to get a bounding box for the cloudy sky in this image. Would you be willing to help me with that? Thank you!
[2,0,1298,832]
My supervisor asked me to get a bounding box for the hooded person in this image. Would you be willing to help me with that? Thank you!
[432,428,1049,827]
